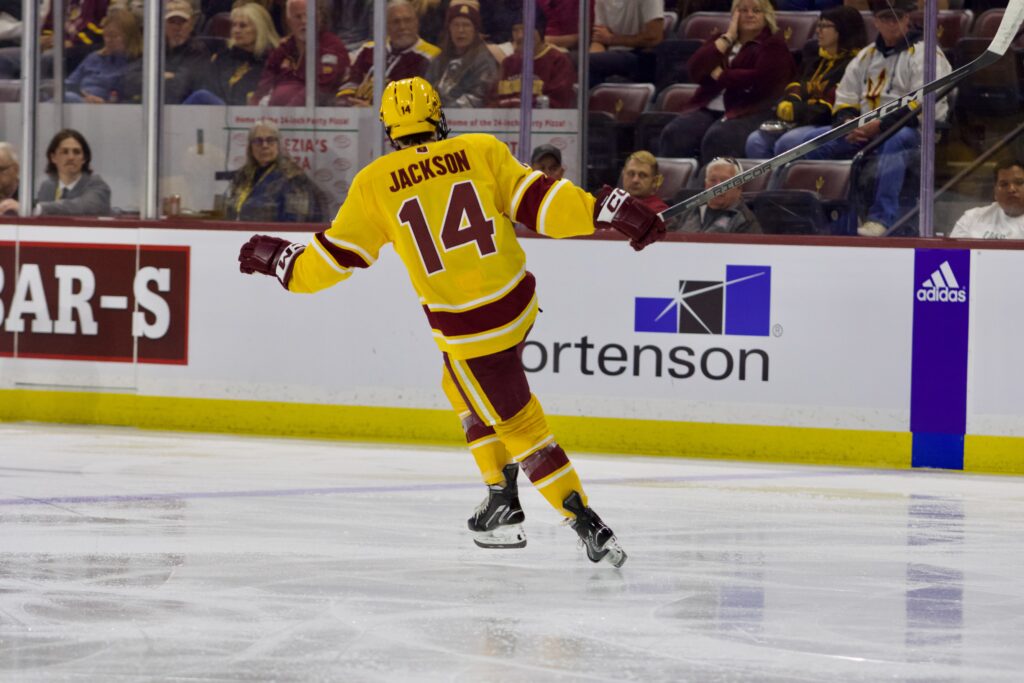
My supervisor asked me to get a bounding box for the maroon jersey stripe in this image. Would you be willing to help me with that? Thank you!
[521,443,570,483]
[514,175,557,232]
[424,272,536,337]
[315,231,371,268]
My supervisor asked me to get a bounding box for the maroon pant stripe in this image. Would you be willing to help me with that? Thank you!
[443,345,532,423]
[461,413,497,443]
[520,443,569,483]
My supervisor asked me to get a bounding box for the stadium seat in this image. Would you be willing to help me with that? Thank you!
[633,84,700,155]
[909,9,973,51]
[203,12,232,38]
[860,12,880,45]
[953,37,1020,116]
[678,12,731,41]
[588,82,655,124]
[663,11,679,38]
[655,157,699,201]
[751,159,854,235]
[970,8,1002,37]
[776,12,819,54]
[0,79,20,102]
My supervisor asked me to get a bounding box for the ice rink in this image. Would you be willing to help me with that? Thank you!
[1,423,1022,682]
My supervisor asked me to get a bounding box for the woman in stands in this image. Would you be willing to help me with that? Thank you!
[425,0,498,108]
[224,120,326,223]
[35,129,112,216]
[186,3,281,105]
[745,5,867,158]
[63,9,142,103]
[657,0,795,164]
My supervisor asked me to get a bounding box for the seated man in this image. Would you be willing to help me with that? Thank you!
[621,151,668,214]
[0,141,19,215]
[805,0,951,237]
[668,157,762,233]
[336,0,439,107]
[119,0,209,104]
[588,0,663,88]
[950,161,1024,240]
[253,0,349,106]
[489,6,575,109]
[530,144,564,180]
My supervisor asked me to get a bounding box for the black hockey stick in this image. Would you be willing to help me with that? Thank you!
[660,0,1024,221]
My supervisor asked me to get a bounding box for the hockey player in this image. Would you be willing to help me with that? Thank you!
[238,76,664,567]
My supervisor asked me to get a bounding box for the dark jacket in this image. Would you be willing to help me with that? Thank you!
[202,46,266,106]
[685,26,796,119]
[778,47,859,127]
[36,172,112,216]
[670,201,762,234]
[225,158,326,224]
[119,38,209,104]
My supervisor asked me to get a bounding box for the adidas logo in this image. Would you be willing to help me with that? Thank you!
[916,260,966,303]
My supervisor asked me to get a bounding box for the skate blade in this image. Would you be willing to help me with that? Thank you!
[586,536,627,568]
[472,524,527,549]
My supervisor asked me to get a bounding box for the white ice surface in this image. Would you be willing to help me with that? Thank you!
[1,423,1023,682]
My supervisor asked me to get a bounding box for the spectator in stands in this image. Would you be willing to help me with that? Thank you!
[0,141,19,216]
[185,2,281,105]
[538,0,587,52]
[35,129,112,216]
[0,1,22,50]
[530,143,564,180]
[252,0,349,106]
[658,0,795,165]
[336,0,439,107]
[118,0,211,104]
[621,151,668,213]
[588,0,663,88]
[668,157,761,233]
[334,0,374,49]
[0,0,107,79]
[63,8,140,103]
[489,5,575,109]
[950,161,1024,239]
[745,5,867,158]
[805,0,951,237]
[224,120,326,223]
[776,1,843,9]
[408,0,447,46]
[425,0,497,108]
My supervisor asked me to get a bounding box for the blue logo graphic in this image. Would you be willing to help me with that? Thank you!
[634,265,771,336]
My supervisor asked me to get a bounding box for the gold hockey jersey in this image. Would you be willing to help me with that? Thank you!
[288,133,596,359]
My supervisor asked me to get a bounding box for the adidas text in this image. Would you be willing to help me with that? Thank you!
[916,288,966,303]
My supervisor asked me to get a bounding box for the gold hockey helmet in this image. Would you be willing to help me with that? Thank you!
[379,77,450,148]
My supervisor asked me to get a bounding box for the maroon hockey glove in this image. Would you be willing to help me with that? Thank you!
[593,186,666,252]
[238,234,305,289]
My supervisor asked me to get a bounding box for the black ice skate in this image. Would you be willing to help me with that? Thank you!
[563,491,627,568]
[467,463,526,549]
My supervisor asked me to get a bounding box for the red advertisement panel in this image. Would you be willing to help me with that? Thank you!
[0,242,189,364]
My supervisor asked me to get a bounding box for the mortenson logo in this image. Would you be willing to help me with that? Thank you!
[634,265,771,336]
[522,265,772,382]
[916,260,966,303]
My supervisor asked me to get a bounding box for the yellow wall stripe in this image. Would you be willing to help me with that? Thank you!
[0,389,1020,474]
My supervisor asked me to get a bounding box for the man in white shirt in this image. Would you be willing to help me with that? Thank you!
[950,161,1024,240]
[588,0,663,87]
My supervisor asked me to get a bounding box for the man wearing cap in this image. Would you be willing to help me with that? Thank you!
[117,0,209,103]
[530,144,564,180]
[253,0,350,106]
[489,6,576,109]
[335,0,439,107]
[806,0,951,237]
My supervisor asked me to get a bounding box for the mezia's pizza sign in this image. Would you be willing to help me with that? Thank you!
[0,242,189,364]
